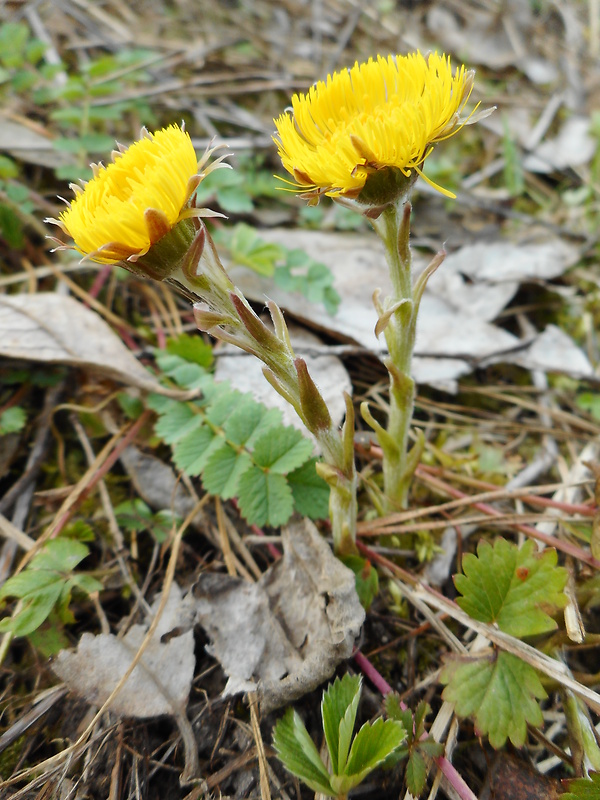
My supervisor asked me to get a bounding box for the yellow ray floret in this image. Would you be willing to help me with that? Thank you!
[274,51,474,200]
[56,124,199,263]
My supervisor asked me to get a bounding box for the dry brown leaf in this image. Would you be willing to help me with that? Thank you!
[229,229,586,391]
[0,293,192,398]
[0,114,75,170]
[52,583,200,783]
[52,584,194,718]
[187,518,365,712]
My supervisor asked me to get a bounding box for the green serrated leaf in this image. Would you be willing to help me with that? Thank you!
[406,748,428,797]
[252,426,313,473]
[418,738,445,758]
[0,406,26,435]
[228,223,283,276]
[165,333,213,368]
[206,388,243,427]
[68,574,103,595]
[413,700,431,738]
[287,457,330,520]
[561,771,600,800]
[340,555,379,611]
[173,424,220,476]
[0,583,63,636]
[153,403,197,444]
[0,569,59,601]
[223,398,280,447]
[273,708,333,796]
[322,674,362,775]
[29,539,90,572]
[202,442,252,499]
[454,538,568,638]
[441,650,546,748]
[237,467,294,527]
[383,692,407,724]
[343,718,407,785]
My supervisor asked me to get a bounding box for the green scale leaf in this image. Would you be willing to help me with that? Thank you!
[441,649,546,748]
[454,537,568,638]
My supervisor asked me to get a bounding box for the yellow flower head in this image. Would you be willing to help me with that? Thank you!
[274,52,475,203]
[49,124,226,270]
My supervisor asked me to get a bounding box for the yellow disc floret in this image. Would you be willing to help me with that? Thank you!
[57,124,199,263]
[274,52,474,201]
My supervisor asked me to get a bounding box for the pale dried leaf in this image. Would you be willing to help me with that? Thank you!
[52,584,195,718]
[120,445,200,520]
[0,293,189,397]
[502,324,593,379]
[187,519,365,712]
[229,229,585,391]
[214,324,351,435]
[0,114,74,169]
[523,116,595,173]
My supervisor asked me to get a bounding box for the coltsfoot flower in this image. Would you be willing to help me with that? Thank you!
[47,124,227,279]
[274,51,475,205]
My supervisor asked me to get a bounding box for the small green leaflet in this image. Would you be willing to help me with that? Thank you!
[441,650,546,748]
[454,538,568,638]
[150,351,329,527]
[561,772,600,800]
[0,405,26,435]
[0,540,102,637]
[273,707,334,796]
[382,697,443,797]
[273,674,406,798]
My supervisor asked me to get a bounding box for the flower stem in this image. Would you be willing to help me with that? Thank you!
[367,202,421,510]
[177,223,358,555]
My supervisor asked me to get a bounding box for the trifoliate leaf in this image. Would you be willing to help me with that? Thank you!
[454,538,568,638]
[561,771,600,800]
[273,707,333,796]
[237,467,294,527]
[252,426,313,474]
[288,457,330,520]
[322,674,362,775]
[441,650,546,748]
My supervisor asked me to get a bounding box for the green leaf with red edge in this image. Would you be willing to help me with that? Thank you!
[441,650,546,748]
[454,538,568,638]
[561,772,600,800]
